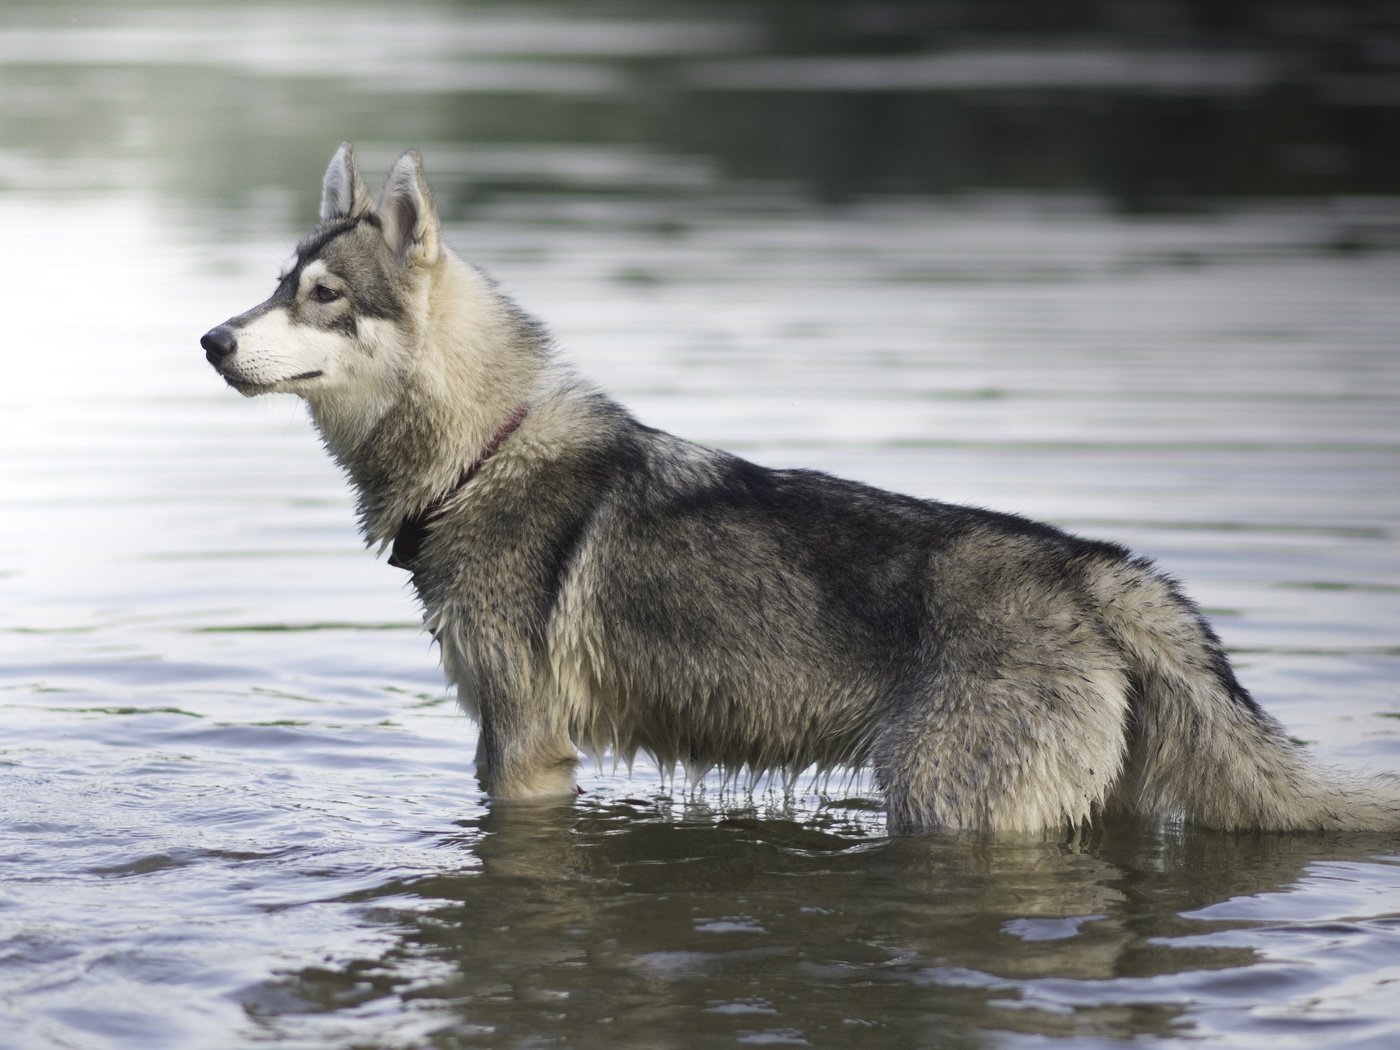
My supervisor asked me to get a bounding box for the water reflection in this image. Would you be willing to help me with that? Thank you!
[256,802,1400,1047]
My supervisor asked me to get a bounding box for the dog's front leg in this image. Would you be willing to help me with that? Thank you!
[438,616,578,799]
[472,694,578,800]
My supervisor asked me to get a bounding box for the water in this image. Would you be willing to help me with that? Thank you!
[2,2,1400,1047]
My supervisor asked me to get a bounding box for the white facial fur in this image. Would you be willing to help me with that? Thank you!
[304,313,416,462]
[222,258,406,389]
[218,307,342,396]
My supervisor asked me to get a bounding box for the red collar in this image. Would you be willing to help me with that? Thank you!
[388,403,529,570]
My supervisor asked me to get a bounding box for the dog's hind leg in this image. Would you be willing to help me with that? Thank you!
[872,628,1131,835]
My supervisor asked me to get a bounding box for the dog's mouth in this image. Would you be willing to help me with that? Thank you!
[219,369,324,395]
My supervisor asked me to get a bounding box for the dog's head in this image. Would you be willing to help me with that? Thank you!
[201,143,439,402]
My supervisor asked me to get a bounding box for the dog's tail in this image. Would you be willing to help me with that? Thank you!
[1092,556,1400,832]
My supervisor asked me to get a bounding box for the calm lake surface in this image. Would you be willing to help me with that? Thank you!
[2,3,1399,1047]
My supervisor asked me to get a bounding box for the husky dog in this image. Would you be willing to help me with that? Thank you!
[202,143,1399,834]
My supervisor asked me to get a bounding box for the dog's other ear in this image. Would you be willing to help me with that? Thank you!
[377,149,441,267]
[321,142,373,223]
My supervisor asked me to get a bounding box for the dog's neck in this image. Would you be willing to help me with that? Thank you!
[386,401,529,570]
[310,252,549,546]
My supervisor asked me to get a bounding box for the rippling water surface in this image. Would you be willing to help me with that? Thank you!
[2,3,1399,1048]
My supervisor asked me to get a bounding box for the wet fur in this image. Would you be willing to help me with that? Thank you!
[203,143,1400,834]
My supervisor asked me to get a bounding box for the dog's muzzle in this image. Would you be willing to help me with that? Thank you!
[201,325,238,366]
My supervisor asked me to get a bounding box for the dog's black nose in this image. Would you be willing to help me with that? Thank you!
[201,326,237,363]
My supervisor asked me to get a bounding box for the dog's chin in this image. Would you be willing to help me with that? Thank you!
[222,374,272,397]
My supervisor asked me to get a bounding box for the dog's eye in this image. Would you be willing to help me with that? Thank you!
[312,284,342,304]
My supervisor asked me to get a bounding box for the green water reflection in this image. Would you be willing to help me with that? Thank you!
[3,0,1399,214]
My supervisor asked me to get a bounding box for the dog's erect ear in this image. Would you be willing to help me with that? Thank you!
[321,142,374,223]
[376,149,441,267]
